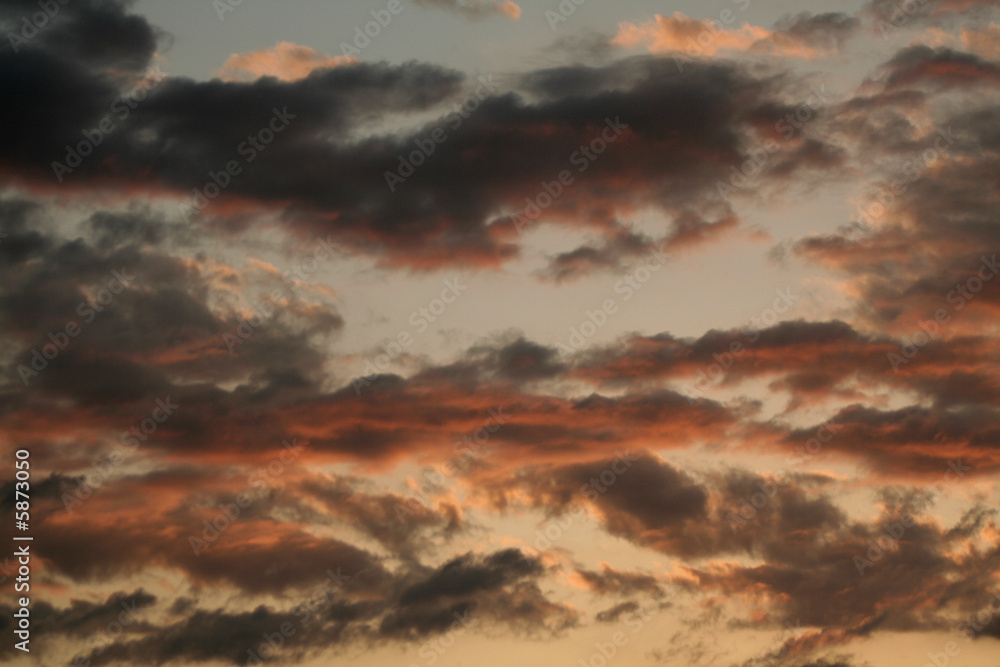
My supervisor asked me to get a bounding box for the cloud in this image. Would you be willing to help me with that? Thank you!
[3,4,1000,665]
[789,45,1000,362]
[573,564,668,598]
[412,0,521,20]
[879,45,1000,90]
[39,548,572,665]
[865,0,1000,29]
[594,601,640,623]
[771,12,860,51]
[0,21,843,271]
[217,41,356,82]
[0,0,159,73]
[612,12,858,59]
[613,13,773,57]
[961,23,1000,58]
[536,215,737,284]
[397,549,542,606]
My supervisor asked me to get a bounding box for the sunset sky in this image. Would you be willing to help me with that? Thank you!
[1,1,999,666]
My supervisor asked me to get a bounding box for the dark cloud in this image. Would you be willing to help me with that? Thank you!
[34,589,156,637]
[771,12,860,51]
[439,335,566,383]
[595,601,640,623]
[0,0,158,71]
[51,548,570,665]
[864,0,1000,29]
[541,225,658,283]
[292,474,463,560]
[0,215,342,417]
[398,549,542,606]
[881,46,1000,90]
[575,565,666,598]
[71,602,366,666]
[0,590,156,660]
[1,4,998,665]
[0,20,845,271]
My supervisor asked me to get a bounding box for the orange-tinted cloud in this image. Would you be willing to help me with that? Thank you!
[613,13,775,56]
[217,41,356,82]
[612,12,857,60]
[962,23,1000,58]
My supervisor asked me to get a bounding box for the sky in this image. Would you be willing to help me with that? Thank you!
[0,0,999,666]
